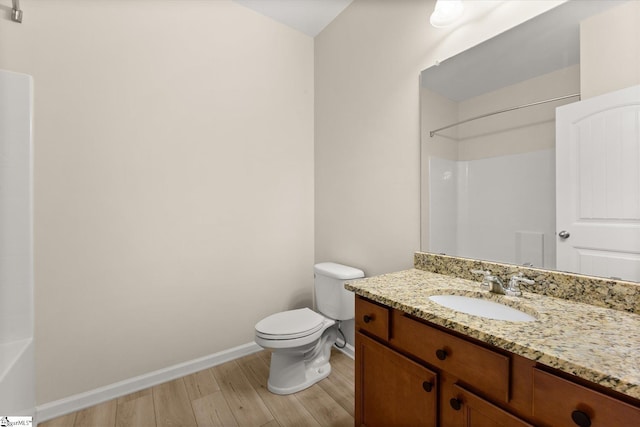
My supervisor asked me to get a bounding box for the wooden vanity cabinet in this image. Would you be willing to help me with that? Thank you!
[354,295,640,427]
[355,296,529,426]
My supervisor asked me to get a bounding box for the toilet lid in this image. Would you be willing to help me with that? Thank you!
[255,308,324,339]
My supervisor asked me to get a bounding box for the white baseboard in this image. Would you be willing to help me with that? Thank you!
[335,342,355,359]
[36,342,262,423]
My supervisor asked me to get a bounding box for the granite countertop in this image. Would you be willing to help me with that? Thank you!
[345,268,640,400]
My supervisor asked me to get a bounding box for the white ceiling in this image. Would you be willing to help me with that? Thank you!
[232,0,353,37]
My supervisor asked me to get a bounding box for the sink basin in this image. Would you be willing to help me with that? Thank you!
[429,295,536,322]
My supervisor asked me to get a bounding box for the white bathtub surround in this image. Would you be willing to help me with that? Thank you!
[429,150,555,269]
[0,69,35,418]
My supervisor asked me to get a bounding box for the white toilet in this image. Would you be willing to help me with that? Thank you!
[254,262,364,395]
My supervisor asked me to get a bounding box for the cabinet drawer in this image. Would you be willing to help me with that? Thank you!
[355,296,390,341]
[533,369,640,427]
[391,310,510,403]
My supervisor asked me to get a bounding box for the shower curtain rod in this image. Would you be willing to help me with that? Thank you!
[429,93,580,137]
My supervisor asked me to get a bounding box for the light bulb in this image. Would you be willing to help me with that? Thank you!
[430,0,464,28]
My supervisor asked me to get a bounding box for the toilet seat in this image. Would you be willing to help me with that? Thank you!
[255,308,325,340]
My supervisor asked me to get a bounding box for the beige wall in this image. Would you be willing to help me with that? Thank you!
[421,87,459,161]
[0,0,569,407]
[314,0,565,277]
[421,65,580,162]
[457,64,580,160]
[0,0,313,404]
[315,0,564,347]
[581,0,640,99]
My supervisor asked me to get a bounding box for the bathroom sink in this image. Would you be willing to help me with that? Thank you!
[429,295,536,322]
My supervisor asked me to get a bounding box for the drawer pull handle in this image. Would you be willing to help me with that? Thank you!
[449,398,462,411]
[571,410,591,427]
[422,381,433,392]
[363,315,373,323]
[436,349,448,360]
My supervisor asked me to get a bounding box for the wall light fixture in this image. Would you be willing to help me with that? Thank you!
[430,0,464,28]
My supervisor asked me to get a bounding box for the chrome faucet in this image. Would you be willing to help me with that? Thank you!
[471,270,505,293]
[471,270,534,297]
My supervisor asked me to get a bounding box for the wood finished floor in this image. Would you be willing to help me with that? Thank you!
[40,349,354,427]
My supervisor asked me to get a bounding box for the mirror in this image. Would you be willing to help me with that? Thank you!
[420,0,638,281]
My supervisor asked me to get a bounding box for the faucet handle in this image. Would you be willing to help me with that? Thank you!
[471,269,492,289]
[506,273,534,296]
[510,272,534,285]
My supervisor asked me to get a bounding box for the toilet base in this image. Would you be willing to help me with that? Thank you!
[265,324,337,395]
[267,358,332,395]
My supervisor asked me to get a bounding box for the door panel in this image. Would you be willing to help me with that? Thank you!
[556,85,640,280]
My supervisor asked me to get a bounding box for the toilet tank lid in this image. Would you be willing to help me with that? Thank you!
[314,262,364,280]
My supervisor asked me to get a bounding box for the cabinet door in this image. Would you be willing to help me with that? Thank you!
[445,384,533,427]
[533,368,640,427]
[356,332,437,427]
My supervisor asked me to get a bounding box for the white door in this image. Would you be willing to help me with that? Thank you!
[556,84,640,281]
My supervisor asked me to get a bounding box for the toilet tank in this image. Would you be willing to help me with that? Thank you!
[314,262,364,320]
